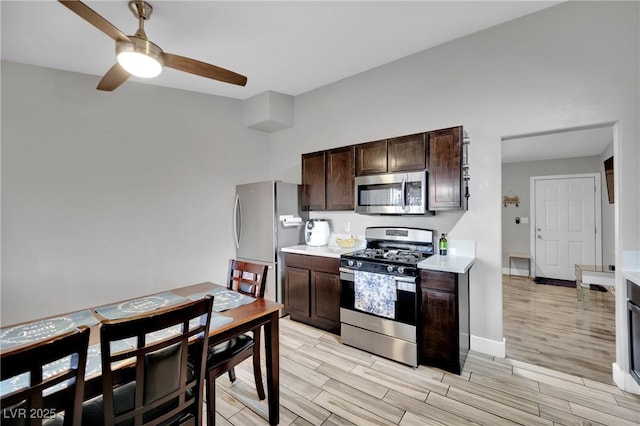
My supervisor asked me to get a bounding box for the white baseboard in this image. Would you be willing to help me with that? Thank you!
[471,334,506,358]
[613,363,640,395]
[502,267,531,278]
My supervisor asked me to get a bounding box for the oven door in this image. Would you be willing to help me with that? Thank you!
[339,268,417,326]
[354,171,428,215]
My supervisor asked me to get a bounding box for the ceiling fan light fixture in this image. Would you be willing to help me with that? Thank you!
[116,37,164,78]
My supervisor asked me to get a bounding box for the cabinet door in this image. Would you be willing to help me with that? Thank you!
[428,126,463,210]
[356,140,387,175]
[326,146,355,210]
[302,151,326,211]
[311,271,341,333]
[285,266,310,318]
[421,288,457,368]
[389,133,426,172]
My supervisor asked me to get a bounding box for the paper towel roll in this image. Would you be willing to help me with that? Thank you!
[280,215,303,227]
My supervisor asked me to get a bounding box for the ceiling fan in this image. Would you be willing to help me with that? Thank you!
[59,0,247,91]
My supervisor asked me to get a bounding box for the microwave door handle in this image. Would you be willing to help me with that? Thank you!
[401,177,407,207]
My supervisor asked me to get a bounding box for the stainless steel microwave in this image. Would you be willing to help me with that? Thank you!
[354,171,430,215]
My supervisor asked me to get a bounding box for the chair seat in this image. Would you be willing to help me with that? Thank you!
[207,335,254,368]
[83,382,190,426]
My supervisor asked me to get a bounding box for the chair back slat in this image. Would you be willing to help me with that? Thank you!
[98,296,213,426]
[1,326,90,426]
[227,260,268,298]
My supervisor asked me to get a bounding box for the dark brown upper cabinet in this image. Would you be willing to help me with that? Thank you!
[428,126,464,210]
[326,146,355,210]
[355,140,388,176]
[388,133,426,172]
[301,151,326,211]
[302,147,355,211]
[356,134,426,176]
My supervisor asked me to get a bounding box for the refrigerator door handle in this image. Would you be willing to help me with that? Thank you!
[234,194,241,249]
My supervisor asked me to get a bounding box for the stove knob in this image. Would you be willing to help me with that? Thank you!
[387,265,395,273]
[397,266,405,274]
[348,260,354,267]
[356,261,363,268]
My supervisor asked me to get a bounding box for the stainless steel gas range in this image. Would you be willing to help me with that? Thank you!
[339,227,434,367]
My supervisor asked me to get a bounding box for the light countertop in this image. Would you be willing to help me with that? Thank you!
[282,238,476,273]
[624,271,640,286]
[418,255,475,274]
[623,250,640,287]
[281,244,360,259]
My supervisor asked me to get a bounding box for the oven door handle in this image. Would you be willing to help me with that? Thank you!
[340,271,354,281]
[340,268,416,286]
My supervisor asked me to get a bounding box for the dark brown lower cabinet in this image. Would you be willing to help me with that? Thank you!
[285,253,341,334]
[420,269,470,374]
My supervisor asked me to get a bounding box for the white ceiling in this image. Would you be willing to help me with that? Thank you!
[1,1,559,100]
[502,125,614,164]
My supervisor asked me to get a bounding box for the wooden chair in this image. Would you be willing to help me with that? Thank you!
[1,325,90,426]
[82,296,214,426]
[205,260,267,426]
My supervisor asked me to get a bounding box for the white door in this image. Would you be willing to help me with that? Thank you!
[533,176,599,280]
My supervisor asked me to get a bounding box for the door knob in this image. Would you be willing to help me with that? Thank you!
[537,228,541,231]
[537,235,542,239]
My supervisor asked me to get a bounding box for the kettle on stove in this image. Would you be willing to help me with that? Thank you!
[304,219,331,247]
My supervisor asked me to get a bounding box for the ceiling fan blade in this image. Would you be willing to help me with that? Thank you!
[97,64,131,91]
[59,0,130,42]
[163,53,247,87]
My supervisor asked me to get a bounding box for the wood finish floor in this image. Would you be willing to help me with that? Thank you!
[503,274,616,385]
[210,313,640,425]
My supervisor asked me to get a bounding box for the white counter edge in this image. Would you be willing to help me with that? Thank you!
[281,244,361,259]
[418,255,476,274]
[623,270,640,286]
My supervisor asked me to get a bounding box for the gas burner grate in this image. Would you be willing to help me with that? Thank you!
[360,248,385,258]
[383,250,424,264]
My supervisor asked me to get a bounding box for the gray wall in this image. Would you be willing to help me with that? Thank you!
[501,156,607,273]
[1,62,271,324]
[269,1,639,363]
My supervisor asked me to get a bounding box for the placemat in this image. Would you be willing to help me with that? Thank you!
[95,291,187,320]
[0,340,128,397]
[188,287,256,312]
[0,310,99,351]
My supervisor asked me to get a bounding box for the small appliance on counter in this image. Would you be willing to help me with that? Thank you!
[304,219,331,246]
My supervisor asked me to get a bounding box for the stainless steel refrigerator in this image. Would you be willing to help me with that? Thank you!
[234,181,307,303]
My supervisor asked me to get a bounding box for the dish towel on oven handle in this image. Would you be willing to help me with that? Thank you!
[354,270,396,319]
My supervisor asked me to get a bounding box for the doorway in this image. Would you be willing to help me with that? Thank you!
[531,173,602,281]
[501,124,616,384]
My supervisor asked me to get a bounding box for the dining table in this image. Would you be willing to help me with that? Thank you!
[0,281,283,425]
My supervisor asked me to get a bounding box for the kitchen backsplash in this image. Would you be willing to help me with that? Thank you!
[309,210,466,242]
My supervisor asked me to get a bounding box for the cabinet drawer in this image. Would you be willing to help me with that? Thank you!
[285,253,340,274]
[420,269,456,292]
